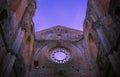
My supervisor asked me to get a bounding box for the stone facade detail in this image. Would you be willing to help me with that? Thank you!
[31,26,90,77]
[0,0,36,77]
[0,0,120,77]
[84,0,120,77]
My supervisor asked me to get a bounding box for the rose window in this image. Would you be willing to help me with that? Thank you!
[50,48,71,64]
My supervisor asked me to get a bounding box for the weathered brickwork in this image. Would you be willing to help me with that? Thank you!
[31,26,90,77]
[0,0,36,77]
[0,0,120,77]
[84,0,120,77]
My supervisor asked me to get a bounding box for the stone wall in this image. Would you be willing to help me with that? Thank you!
[1,0,120,77]
[35,26,83,41]
[31,26,91,77]
[84,0,120,77]
[31,40,90,77]
[0,0,36,77]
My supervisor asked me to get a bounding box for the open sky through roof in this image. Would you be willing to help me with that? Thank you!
[33,0,87,32]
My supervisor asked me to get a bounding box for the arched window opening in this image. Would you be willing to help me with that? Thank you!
[34,61,39,69]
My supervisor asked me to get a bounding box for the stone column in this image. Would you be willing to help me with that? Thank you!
[93,21,111,53]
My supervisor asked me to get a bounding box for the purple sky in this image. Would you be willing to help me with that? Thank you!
[33,0,87,32]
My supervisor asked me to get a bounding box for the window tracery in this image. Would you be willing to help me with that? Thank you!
[50,48,71,64]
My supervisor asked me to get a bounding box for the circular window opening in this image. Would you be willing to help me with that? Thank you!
[50,48,71,64]
[54,52,66,60]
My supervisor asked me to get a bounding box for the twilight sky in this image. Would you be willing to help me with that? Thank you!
[33,0,88,32]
